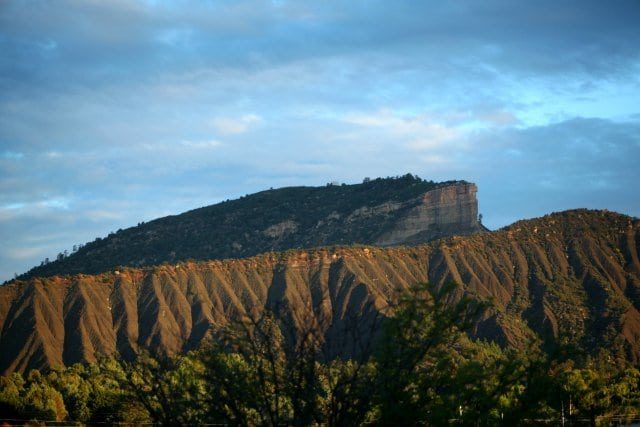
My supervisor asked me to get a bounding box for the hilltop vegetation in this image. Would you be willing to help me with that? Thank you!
[18,174,468,279]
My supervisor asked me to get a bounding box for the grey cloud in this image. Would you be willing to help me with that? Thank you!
[2,0,639,93]
[1,113,639,281]
[464,117,640,228]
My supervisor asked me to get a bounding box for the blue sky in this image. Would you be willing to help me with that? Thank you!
[1,0,639,281]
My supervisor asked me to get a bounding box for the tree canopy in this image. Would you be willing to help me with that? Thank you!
[1,282,639,425]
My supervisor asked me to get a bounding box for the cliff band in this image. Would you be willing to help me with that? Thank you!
[375,182,480,245]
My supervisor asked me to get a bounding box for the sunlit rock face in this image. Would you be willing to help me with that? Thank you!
[376,182,482,245]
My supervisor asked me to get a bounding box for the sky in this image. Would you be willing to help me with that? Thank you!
[1,0,639,281]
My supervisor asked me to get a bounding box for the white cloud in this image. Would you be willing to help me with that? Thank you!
[420,154,448,164]
[342,109,460,150]
[1,202,26,210]
[180,139,222,149]
[45,151,63,158]
[211,114,263,135]
[0,198,71,223]
[5,246,47,260]
[39,198,70,210]
[85,209,126,221]
[476,110,519,126]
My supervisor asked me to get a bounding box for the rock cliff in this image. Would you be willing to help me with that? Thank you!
[2,209,639,374]
[17,175,483,280]
[376,182,481,245]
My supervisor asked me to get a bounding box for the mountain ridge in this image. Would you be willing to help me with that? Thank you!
[1,208,639,375]
[16,175,483,280]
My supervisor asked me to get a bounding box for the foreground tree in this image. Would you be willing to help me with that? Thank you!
[2,281,639,425]
[107,352,206,425]
[373,282,486,425]
[0,370,67,422]
[201,309,326,425]
[552,355,640,426]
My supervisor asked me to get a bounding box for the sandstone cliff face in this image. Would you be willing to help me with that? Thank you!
[376,182,481,245]
[1,210,639,374]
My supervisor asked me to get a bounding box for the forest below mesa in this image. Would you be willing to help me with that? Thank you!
[1,284,639,426]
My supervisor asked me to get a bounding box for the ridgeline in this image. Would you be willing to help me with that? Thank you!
[18,174,483,279]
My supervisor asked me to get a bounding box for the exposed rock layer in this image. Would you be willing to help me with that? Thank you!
[376,182,480,245]
[1,210,639,374]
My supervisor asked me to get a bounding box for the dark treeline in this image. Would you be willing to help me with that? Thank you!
[1,283,639,426]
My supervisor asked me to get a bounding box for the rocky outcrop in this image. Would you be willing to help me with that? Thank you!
[2,210,640,374]
[262,220,299,238]
[376,182,482,245]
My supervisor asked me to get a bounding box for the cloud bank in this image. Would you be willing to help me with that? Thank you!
[1,0,639,280]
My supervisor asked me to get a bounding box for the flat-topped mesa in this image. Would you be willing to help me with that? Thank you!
[17,175,485,280]
[376,182,482,245]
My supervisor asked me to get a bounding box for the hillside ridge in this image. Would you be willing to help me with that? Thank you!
[17,175,483,280]
[1,209,639,374]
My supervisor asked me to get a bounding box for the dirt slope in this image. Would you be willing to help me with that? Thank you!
[1,209,639,374]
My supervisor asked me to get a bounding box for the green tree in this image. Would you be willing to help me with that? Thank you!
[373,282,484,425]
[0,373,25,418]
[321,358,378,426]
[21,370,68,422]
[555,358,640,426]
[108,352,207,425]
[202,310,326,426]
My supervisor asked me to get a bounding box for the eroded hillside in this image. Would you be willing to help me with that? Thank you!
[1,209,639,374]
